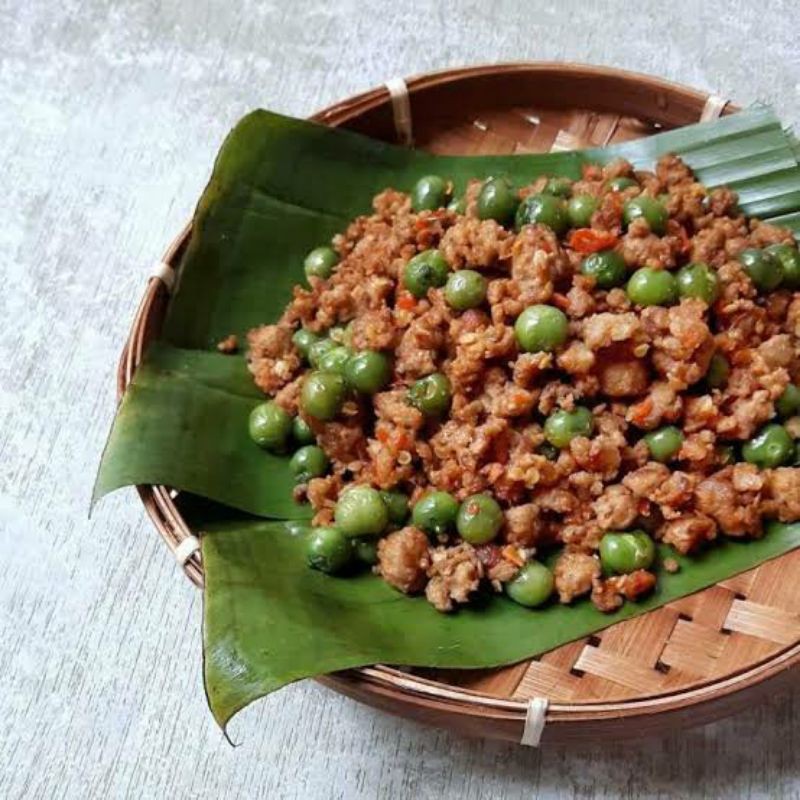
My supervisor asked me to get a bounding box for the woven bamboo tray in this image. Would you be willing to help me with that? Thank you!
[119,63,800,744]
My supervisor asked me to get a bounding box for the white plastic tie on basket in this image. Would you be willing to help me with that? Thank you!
[386,77,413,147]
[151,260,176,292]
[520,697,549,747]
[174,535,201,566]
[700,94,728,122]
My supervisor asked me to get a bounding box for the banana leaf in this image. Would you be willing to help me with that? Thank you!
[93,105,800,728]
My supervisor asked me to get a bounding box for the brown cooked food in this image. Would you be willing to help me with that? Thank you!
[245,155,800,613]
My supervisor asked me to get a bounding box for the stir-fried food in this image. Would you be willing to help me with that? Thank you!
[241,154,800,613]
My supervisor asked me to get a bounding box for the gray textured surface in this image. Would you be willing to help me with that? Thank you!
[2,1,800,797]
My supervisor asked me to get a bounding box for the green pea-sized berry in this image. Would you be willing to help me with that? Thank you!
[292,415,316,445]
[403,250,449,298]
[300,371,347,421]
[514,305,569,352]
[292,328,322,360]
[777,385,800,418]
[345,350,391,394]
[308,338,338,369]
[334,485,390,537]
[515,193,570,236]
[739,248,783,292]
[444,270,488,311]
[289,445,329,483]
[676,262,720,304]
[318,345,352,375]
[411,175,450,212]
[505,561,554,607]
[766,243,800,289]
[380,490,410,526]
[248,401,292,452]
[607,176,637,192]
[456,494,504,545]
[353,538,378,566]
[742,424,794,468]
[623,197,668,234]
[411,491,459,537]
[706,353,730,389]
[304,246,339,280]
[567,195,598,228]
[307,527,352,574]
[600,531,656,575]
[407,373,451,417]
[644,426,684,463]
[544,407,594,449]
[544,176,573,198]
[581,250,626,289]
[477,177,518,225]
[626,268,678,307]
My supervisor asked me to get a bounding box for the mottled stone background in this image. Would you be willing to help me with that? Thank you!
[2,1,799,797]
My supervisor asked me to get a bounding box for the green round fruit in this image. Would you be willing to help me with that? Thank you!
[514,305,569,353]
[411,174,450,211]
[380,490,410,526]
[580,249,626,289]
[334,485,390,537]
[706,353,730,389]
[742,424,794,468]
[289,445,329,483]
[345,350,391,394]
[644,426,684,463]
[544,176,573,198]
[676,262,720,304]
[403,250,449,298]
[292,328,321,359]
[292,415,316,445]
[544,407,594,449]
[248,401,292,452]
[407,373,451,417]
[411,491,459,537]
[607,176,637,192]
[777,384,800,418]
[766,243,800,289]
[307,338,337,369]
[307,527,352,574]
[456,494,503,545]
[626,267,678,306]
[304,246,339,280]
[317,345,352,375]
[600,531,655,575]
[477,177,518,225]
[505,561,554,607]
[623,196,668,234]
[300,371,347,421]
[444,269,488,311]
[353,538,378,566]
[739,248,783,292]
[515,193,569,235]
[567,194,598,228]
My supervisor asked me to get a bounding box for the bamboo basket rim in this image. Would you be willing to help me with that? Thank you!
[118,61,800,741]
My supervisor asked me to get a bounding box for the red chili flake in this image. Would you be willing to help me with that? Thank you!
[568,228,619,253]
[396,292,417,311]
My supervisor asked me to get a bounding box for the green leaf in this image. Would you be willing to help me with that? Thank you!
[96,106,800,515]
[200,509,800,728]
